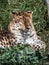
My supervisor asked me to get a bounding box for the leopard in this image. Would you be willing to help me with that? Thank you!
[8,11,46,50]
[0,11,46,50]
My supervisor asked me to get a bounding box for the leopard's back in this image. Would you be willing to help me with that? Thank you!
[0,30,16,48]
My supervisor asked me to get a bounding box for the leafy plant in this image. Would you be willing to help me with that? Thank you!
[0,44,46,65]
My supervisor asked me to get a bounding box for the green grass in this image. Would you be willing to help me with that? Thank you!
[0,44,46,65]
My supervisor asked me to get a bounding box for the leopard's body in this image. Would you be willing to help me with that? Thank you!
[0,30,16,48]
[0,11,46,50]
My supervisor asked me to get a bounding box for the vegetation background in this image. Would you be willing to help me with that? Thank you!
[0,0,49,65]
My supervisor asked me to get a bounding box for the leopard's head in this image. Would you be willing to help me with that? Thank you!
[8,11,33,35]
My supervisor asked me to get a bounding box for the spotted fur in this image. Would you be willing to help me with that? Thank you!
[0,30,16,48]
[0,11,46,50]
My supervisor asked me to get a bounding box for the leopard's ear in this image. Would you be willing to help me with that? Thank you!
[11,12,16,18]
[11,12,22,17]
[12,12,16,14]
[11,12,19,18]
[23,11,33,19]
[22,11,33,16]
[27,11,33,19]
[27,11,33,14]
